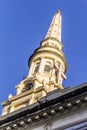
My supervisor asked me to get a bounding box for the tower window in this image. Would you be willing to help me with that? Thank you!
[44,62,51,72]
[34,62,40,73]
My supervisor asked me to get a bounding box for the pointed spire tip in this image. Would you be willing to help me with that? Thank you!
[45,9,62,42]
[56,9,63,14]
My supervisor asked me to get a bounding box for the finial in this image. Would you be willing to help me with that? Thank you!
[8,94,13,99]
[56,10,60,15]
[56,9,63,14]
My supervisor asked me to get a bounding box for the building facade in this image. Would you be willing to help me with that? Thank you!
[0,11,87,130]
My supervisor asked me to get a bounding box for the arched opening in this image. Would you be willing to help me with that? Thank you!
[22,82,34,92]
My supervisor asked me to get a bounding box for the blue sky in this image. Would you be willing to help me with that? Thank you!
[0,0,87,114]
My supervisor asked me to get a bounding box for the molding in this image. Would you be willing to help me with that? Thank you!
[28,50,67,72]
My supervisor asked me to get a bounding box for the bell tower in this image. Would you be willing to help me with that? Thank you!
[2,11,67,116]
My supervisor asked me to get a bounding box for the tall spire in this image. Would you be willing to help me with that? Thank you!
[45,10,62,42]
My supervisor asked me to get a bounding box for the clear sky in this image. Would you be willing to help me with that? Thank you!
[0,0,87,114]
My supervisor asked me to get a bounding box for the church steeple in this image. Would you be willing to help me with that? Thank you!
[27,10,67,94]
[1,11,67,116]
